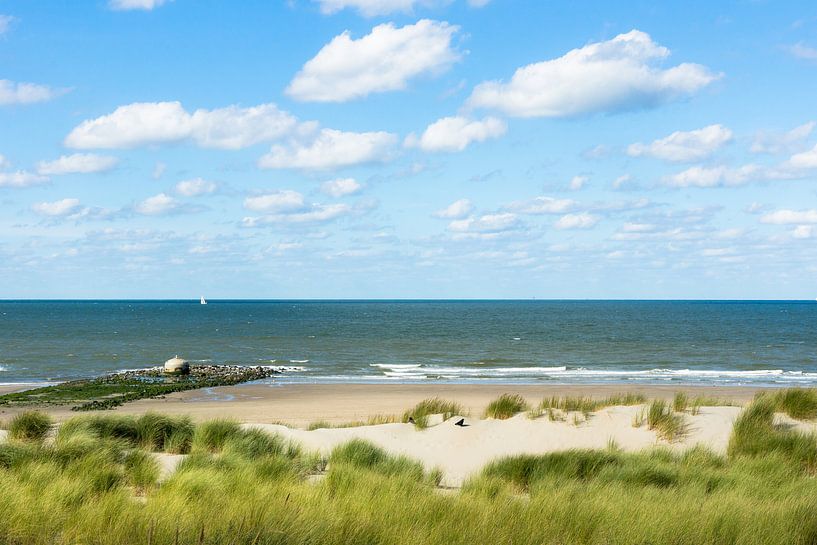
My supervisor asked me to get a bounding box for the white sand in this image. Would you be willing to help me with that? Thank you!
[247,405,744,487]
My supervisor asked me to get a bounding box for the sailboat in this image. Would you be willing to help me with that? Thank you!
[200,296,207,305]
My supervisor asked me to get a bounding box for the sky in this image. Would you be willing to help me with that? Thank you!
[0,0,816,299]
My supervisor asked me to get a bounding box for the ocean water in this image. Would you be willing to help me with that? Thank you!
[0,300,815,387]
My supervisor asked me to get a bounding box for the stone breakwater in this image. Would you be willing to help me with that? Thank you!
[0,365,291,411]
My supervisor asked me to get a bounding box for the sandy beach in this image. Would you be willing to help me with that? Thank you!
[0,382,765,423]
[3,382,802,487]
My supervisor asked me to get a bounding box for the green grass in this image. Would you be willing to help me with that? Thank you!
[57,413,195,453]
[763,388,817,420]
[5,410,817,544]
[530,393,646,419]
[484,393,529,419]
[7,410,52,443]
[402,398,464,428]
[673,392,688,412]
[728,397,817,469]
[307,414,398,431]
[646,399,688,441]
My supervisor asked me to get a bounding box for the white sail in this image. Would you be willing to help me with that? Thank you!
[200,296,207,305]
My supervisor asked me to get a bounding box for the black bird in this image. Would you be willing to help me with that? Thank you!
[454,418,468,427]
[408,416,415,424]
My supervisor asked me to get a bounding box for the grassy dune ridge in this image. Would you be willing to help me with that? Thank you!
[1,390,817,544]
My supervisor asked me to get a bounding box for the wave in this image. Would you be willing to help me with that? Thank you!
[289,359,310,364]
[0,365,6,372]
[362,365,817,384]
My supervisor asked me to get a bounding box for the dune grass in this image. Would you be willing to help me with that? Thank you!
[402,398,464,428]
[529,392,646,419]
[646,399,688,441]
[762,388,817,420]
[57,412,195,453]
[728,397,817,469]
[3,404,817,544]
[308,414,398,431]
[484,393,529,419]
[7,410,52,443]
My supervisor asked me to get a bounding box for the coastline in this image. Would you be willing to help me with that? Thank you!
[1,382,770,424]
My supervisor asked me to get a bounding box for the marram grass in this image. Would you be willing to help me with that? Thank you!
[484,393,529,419]
[8,410,52,443]
[402,398,464,428]
[1,395,817,545]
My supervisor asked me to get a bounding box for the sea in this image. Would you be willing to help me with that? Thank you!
[0,300,815,387]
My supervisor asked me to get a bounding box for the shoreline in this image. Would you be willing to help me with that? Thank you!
[1,382,774,424]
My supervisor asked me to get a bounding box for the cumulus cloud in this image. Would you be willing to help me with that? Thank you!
[65,102,300,150]
[448,212,520,234]
[787,143,817,169]
[135,193,180,216]
[0,15,15,35]
[467,30,719,118]
[0,79,62,106]
[627,124,733,162]
[243,190,306,213]
[242,203,353,226]
[751,121,815,155]
[760,209,817,224]
[786,43,817,61]
[321,178,363,198]
[31,198,82,217]
[569,175,588,190]
[664,164,787,188]
[175,178,217,197]
[313,0,449,16]
[505,196,576,214]
[554,213,600,230]
[36,153,119,175]
[793,225,813,239]
[109,0,171,10]
[0,170,48,188]
[434,198,473,219]
[258,128,397,170]
[286,20,460,102]
[407,116,506,152]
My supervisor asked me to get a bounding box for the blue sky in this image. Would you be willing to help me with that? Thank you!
[1,0,816,299]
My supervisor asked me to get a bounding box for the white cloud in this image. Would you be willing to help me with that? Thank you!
[786,43,817,61]
[787,143,817,169]
[449,212,520,234]
[664,164,783,188]
[152,161,166,180]
[243,190,306,213]
[760,209,817,225]
[109,0,171,10]
[65,102,299,150]
[0,79,61,106]
[751,121,815,155]
[175,178,217,197]
[554,213,600,230]
[36,153,119,175]
[612,174,633,190]
[627,124,733,162]
[793,225,813,239]
[31,198,82,217]
[0,154,9,169]
[467,0,491,5]
[286,20,460,102]
[258,128,397,170]
[569,175,588,190]
[0,170,48,188]
[467,30,719,118]
[313,0,449,17]
[321,178,362,198]
[506,196,576,214]
[434,198,473,219]
[408,116,506,152]
[135,193,179,216]
[0,15,15,35]
[242,203,353,226]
